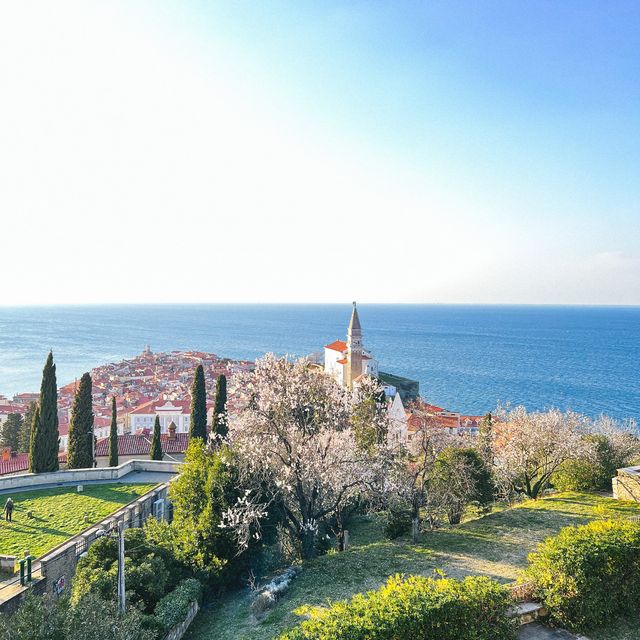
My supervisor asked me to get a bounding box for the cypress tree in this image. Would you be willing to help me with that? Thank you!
[19,402,37,453]
[0,414,23,451]
[28,405,41,471]
[149,415,163,460]
[189,365,207,440]
[212,374,228,438]
[30,351,60,473]
[67,373,95,469]
[109,396,119,467]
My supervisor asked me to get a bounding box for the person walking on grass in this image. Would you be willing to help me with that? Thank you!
[4,497,14,522]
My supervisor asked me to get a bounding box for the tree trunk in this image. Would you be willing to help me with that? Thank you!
[411,517,420,543]
[300,529,316,560]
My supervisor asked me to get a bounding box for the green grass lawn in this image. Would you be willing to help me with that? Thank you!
[0,483,157,560]
[186,492,640,640]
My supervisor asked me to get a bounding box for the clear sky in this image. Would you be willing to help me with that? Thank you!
[1,1,638,305]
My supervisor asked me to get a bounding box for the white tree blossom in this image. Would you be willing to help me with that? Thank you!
[222,354,388,558]
[492,406,593,499]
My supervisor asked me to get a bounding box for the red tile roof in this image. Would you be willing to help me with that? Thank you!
[0,453,29,475]
[0,452,67,476]
[325,340,347,352]
[0,405,26,414]
[95,433,189,457]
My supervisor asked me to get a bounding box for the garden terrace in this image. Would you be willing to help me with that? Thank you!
[186,491,640,640]
[0,483,158,560]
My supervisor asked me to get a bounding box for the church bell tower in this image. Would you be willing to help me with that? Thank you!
[346,301,363,388]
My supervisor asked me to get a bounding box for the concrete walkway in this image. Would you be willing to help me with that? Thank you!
[519,623,588,640]
[0,470,176,495]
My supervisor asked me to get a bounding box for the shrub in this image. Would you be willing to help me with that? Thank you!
[72,527,189,613]
[525,519,640,631]
[552,435,622,491]
[432,447,495,524]
[279,574,516,640]
[0,593,154,640]
[154,578,203,631]
[384,510,411,539]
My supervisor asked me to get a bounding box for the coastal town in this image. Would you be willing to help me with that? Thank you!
[0,304,484,473]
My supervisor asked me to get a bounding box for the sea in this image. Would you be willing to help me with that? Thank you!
[0,304,638,421]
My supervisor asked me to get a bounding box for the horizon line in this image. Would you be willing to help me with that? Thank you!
[1,302,639,309]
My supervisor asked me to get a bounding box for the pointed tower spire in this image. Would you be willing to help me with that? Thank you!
[346,302,363,389]
[348,301,362,335]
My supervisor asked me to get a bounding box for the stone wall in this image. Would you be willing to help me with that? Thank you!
[164,601,199,640]
[613,466,640,502]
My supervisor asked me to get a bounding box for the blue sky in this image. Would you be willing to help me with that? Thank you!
[0,1,638,304]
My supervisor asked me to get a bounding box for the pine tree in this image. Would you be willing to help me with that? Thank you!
[109,396,119,467]
[0,414,23,451]
[19,402,37,453]
[189,365,207,440]
[30,351,60,473]
[67,373,94,469]
[212,374,228,438]
[149,415,164,460]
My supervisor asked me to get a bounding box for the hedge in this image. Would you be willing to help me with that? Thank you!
[154,578,203,630]
[279,574,516,640]
[525,519,640,631]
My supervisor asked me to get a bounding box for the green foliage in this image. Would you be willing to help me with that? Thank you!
[18,402,36,453]
[279,574,516,640]
[72,526,194,614]
[190,365,208,440]
[384,510,411,539]
[167,440,239,581]
[109,396,119,467]
[30,351,60,472]
[67,372,95,469]
[0,592,154,640]
[351,389,387,454]
[154,578,203,630]
[553,434,622,491]
[0,413,23,451]
[213,374,228,438]
[149,415,163,460]
[432,447,495,524]
[0,593,66,640]
[525,519,640,631]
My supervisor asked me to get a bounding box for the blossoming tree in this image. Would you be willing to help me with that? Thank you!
[223,354,389,559]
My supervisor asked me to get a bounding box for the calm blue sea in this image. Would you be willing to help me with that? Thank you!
[0,304,638,420]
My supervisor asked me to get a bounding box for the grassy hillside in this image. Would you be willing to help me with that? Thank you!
[187,492,640,640]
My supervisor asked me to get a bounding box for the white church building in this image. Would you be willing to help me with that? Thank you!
[323,303,407,445]
[324,302,379,388]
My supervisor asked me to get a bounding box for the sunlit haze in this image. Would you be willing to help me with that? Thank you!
[1,1,638,305]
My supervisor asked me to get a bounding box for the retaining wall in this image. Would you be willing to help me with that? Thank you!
[0,459,182,493]
[164,601,200,640]
[613,466,640,502]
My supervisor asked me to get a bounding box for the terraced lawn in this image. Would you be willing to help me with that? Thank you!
[0,483,157,560]
[186,492,640,640]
